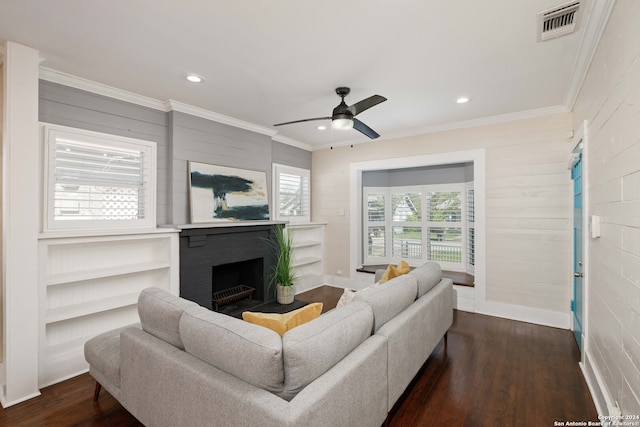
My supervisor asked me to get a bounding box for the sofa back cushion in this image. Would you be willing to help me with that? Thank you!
[279,301,373,401]
[179,305,284,394]
[353,273,417,332]
[409,261,442,298]
[137,287,199,349]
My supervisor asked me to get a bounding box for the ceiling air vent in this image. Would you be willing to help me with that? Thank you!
[537,1,582,42]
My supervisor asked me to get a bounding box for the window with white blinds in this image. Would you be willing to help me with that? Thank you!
[363,183,474,273]
[273,164,310,223]
[366,192,386,257]
[426,190,462,264]
[466,184,475,272]
[43,124,157,231]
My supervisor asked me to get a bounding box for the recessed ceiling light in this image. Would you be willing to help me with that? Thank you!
[317,125,327,130]
[456,96,470,104]
[186,74,204,83]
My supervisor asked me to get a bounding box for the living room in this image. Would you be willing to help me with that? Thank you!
[1,0,639,424]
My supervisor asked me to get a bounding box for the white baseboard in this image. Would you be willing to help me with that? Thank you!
[453,285,475,312]
[582,349,615,416]
[0,390,42,409]
[474,300,570,329]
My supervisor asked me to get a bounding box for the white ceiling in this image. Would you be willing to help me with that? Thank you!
[0,0,610,150]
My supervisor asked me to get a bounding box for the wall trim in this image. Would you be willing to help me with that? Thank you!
[167,99,278,138]
[39,67,167,111]
[319,105,569,151]
[563,0,616,110]
[2,41,42,407]
[582,349,613,416]
[271,133,312,151]
[349,149,488,312]
[38,67,311,150]
[475,300,570,329]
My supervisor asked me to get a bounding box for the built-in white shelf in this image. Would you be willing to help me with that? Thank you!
[293,240,322,249]
[45,291,140,323]
[292,256,322,268]
[46,261,171,286]
[286,223,325,293]
[38,230,179,387]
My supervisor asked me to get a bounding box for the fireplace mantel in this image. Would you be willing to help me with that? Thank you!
[170,220,287,230]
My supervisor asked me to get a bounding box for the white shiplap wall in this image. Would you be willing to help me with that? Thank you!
[572,0,640,417]
[485,128,573,313]
[312,113,574,323]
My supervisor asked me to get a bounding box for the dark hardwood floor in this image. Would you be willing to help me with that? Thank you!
[0,286,597,426]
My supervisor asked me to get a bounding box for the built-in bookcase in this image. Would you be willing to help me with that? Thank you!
[38,230,179,387]
[287,223,325,293]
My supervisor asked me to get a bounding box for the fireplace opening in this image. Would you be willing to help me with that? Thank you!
[211,257,265,314]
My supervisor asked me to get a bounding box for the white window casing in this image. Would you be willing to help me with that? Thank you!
[42,124,157,232]
[273,163,311,224]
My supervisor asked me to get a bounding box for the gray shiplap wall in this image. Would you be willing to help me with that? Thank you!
[38,80,311,226]
[39,80,171,224]
[170,111,272,225]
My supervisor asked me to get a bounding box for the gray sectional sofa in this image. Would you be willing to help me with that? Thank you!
[84,261,453,427]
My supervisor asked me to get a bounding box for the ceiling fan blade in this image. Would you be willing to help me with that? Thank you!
[353,118,380,139]
[347,95,387,116]
[274,117,331,126]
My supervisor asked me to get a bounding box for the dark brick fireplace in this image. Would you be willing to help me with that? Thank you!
[179,223,281,315]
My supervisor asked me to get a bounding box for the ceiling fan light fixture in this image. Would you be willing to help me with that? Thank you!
[332,116,353,130]
[273,87,386,139]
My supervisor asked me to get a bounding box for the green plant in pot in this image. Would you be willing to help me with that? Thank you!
[268,225,298,304]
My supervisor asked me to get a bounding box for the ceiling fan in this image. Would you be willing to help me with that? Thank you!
[274,87,387,139]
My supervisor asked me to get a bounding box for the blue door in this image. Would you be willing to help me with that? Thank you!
[571,147,583,350]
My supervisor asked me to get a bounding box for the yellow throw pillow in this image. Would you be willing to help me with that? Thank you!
[379,260,410,283]
[242,302,323,337]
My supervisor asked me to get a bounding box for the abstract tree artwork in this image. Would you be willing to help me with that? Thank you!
[188,162,270,223]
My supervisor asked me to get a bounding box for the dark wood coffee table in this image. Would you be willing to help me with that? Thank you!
[295,285,344,313]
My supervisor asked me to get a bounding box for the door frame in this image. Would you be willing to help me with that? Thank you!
[572,120,589,364]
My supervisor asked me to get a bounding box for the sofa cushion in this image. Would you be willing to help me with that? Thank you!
[84,324,139,389]
[280,301,374,401]
[137,287,199,350]
[409,261,442,298]
[353,273,417,332]
[242,303,323,337]
[379,260,410,283]
[179,305,284,393]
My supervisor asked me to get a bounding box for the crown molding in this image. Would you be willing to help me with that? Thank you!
[38,67,309,150]
[271,133,312,151]
[166,100,279,139]
[314,104,570,151]
[39,67,168,111]
[563,0,616,110]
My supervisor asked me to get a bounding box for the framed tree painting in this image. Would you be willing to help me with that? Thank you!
[188,161,270,223]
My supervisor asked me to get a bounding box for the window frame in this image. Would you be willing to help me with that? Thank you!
[42,123,157,232]
[272,163,311,224]
[424,184,466,270]
[363,183,473,273]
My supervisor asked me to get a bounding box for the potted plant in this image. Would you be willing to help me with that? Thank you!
[268,225,298,304]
